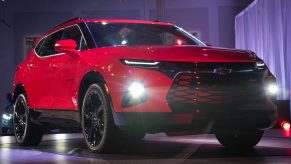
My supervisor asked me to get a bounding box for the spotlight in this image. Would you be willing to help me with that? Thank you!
[121,40,127,45]
[176,39,183,45]
[2,113,13,120]
[101,21,107,25]
[281,121,290,131]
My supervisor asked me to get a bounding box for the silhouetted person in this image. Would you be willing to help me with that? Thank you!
[1,93,14,135]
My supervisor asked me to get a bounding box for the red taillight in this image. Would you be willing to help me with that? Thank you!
[281,121,290,131]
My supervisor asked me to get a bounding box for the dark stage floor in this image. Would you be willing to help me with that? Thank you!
[0,129,291,164]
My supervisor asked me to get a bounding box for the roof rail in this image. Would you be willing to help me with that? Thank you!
[51,17,83,30]
[59,17,82,25]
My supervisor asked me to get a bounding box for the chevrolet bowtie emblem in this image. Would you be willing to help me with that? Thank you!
[213,67,232,75]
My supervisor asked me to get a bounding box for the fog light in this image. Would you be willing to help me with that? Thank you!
[122,81,147,107]
[266,83,278,95]
[128,82,145,99]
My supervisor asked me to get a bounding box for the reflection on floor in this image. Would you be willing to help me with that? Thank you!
[0,129,291,164]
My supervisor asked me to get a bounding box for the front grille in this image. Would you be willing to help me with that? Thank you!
[157,62,259,78]
[166,63,265,112]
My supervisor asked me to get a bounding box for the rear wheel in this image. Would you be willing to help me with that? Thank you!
[215,129,264,150]
[13,94,44,146]
[81,83,117,153]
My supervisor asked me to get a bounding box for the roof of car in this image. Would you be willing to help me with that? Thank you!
[44,18,174,36]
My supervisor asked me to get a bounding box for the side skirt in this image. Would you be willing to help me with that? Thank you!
[29,108,81,131]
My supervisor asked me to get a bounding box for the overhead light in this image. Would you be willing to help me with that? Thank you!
[101,21,107,25]
[176,39,183,45]
[121,40,127,45]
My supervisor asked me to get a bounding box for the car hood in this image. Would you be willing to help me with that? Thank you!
[114,45,257,63]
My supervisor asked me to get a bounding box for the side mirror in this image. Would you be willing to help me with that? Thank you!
[55,39,79,57]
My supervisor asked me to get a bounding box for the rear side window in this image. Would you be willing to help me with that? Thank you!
[35,38,46,54]
[62,25,87,50]
[35,24,87,57]
[37,30,64,57]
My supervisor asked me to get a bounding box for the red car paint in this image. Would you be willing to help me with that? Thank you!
[12,18,278,152]
[15,46,254,109]
[13,18,276,125]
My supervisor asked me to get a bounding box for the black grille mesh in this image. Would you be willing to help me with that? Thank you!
[166,71,263,111]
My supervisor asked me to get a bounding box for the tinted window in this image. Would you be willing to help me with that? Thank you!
[63,25,87,50]
[87,23,206,47]
[35,37,46,54]
[38,30,64,57]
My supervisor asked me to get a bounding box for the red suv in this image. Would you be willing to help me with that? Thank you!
[13,18,277,152]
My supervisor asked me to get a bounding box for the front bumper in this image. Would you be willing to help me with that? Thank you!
[113,98,277,133]
[108,61,277,133]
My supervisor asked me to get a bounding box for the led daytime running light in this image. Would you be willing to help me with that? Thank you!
[256,61,265,67]
[124,60,159,66]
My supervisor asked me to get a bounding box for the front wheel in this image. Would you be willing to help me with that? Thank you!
[13,94,44,146]
[81,83,117,153]
[215,130,264,150]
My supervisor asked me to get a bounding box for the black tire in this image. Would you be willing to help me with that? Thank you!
[81,83,117,153]
[13,94,44,146]
[215,130,264,150]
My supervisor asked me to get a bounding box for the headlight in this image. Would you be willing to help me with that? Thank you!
[2,113,13,120]
[265,83,279,95]
[122,81,147,107]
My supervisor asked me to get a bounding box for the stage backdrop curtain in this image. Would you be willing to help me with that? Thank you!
[235,0,291,100]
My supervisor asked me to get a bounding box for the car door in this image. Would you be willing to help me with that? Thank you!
[27,30,64,109]
[49,25,88,110]
[23,38,49,109]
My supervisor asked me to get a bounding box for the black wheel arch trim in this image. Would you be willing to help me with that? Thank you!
[78,71,116,121]
[13,83,27,104]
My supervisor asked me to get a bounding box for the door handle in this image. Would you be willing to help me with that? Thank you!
[50,64,58,70]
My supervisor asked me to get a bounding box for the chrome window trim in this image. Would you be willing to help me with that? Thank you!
[34,24,88,58]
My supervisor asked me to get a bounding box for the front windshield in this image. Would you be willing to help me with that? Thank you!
[87,22,206,47]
